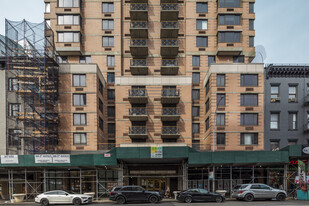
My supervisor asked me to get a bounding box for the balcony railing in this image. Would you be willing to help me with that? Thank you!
[162,89,180,96]
[129,126,147,135]
[131,59,147,67]
[161,39,179,46]
[129,107,147,115]
[162,126,180,135]
[129,89,147,97]
[130,21,148,29]
[161,21,179,29]
[161,4,178,11]
[130,4,148,11]
[162,59,178,66]
[162,107,179,115]
[131,39,148,46]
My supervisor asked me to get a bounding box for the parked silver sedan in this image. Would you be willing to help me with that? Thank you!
[232,184,287,202]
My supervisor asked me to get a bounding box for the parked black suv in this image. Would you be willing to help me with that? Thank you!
[110,186,162,204]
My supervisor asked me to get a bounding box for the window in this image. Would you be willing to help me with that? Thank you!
[196,36,208,47]
[108,106,115,117]
[249,19,254,30]
[58,15,79,25]
[99,117,103,130]
[46,19,51,27]
[73,94,86,106]
[102,19,114,30]
[73,113,86,125]
[288,85,297,102]
[59,0,79,7]
[192,123,200,134]
[288,139,298,146]
[192,106,200,117]
[270,113,279,130]
[58,32,79,42]
[102,36,114,47]
[192,89,200,100]
[233,56,244,63]
[249,36,254,47]
[8,129,21,146]
[9,103,20,117]
[192,140,200,150]
[99,80,103,95]
[288,112,297,130]
[79,56,91,63]
[192,72,200,84]
[241,133,258,145]
[73,74,86,87]
[8,78,19,91]
[196,2,208,13]
[57,56,68,63]
[206,99,209,113]
[217,133,225,145]
[192,56,200,67]
[108,89,115,100]
[208,56,216,66]
[241,113,258,126]
[217,94,226,106]
[205,118,209,131]
[102,2,114,13]
[270,140,280,151]
[241,94,258,106]
[196,20,208,30]
[218,32,241,43]
[271,85,280,100]
[217,74,225,87]
[249,2,254,13]
[219,0,240,8]
[45,3,50,12]
[99,99,103,113]
[108,123,115,134]
[216,113,225,126]
[73,133,86,145]
[219,15,241,25]
[107,55,115,66]
[107,72,115,83]
[241,74,258,86]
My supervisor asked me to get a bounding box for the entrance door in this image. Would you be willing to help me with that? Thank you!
[145,178,166,193]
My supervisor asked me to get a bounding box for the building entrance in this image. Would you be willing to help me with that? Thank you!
[143,178,166,192]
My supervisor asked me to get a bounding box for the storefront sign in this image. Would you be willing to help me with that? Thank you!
[302,147,309,155]
[34,154,70,164]
[151,147,163,158]
[1,155,18,164]
[35,154,52,163]
[52,154,70,163]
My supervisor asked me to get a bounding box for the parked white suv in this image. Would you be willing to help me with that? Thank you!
[35,190,92,206]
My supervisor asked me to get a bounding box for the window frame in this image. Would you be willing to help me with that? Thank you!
[73,94,86,106]
[240,133,258,145]
[73,133,87,145]
[217,133,226,145]
[102,36,114,47]
[218,32,241,43]
[58,32,80,43]
[288,112,298,131]
[217,94,226,107]
[216,74,225,87]
[216,113,225,126]
[58,15,79,25]
[192,55,200,67]
[270,112,280,130]
[196,2,208,13]
[107,55,115,66]
[196,19,208,30]
[240,113,258,126]
[107,72,115,83]
[240,74,258,87]
[192,89,200,100]
[240,94,258,106]
[73,74,86,87]
[73,113,87,126]
[196,36,208,47]
[102,2,114,13]
[102,19,114,30]
[192,72,200,84]
[192,106,200,117]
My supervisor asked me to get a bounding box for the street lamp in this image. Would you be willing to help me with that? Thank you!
[213,95,224,152]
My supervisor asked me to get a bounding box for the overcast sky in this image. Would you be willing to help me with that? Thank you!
[0,0,308,64]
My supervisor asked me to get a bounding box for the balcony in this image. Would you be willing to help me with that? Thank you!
[161,59,179,75]
[128,108,148,121]
[130,39,148,57]
[304,123,309,133]
[161,4,179,21]
[56,42,82,55]
[130,59,148,75]
[130,22,148,38]
[161,22,179,38]
[161,89,180,104]
[161,107,180,121]
[304,95,309,106]
[161,39,179,57]
[130,4,148,21]
[128,89,148,104]
[216,46,242,56]
[161,126,180,139]
[129,126,148,139]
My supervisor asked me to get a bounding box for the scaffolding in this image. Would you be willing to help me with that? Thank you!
[5,19,59,154]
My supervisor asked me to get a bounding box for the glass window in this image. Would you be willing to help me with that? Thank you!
[192,89,200,100]
[73,133,87,145]
[270,140,280,151]
[249,2,254,13]
[108,106,115,117]
[107,55,115,66]
[271,85,279,100]
[107,72,115,83]
[45,3,50,12]
[192,72,200,84]
[233,56,244,63]
[192,56,200,67]
[58,15,79,25]
[250,185,260,189]
[58,32,79,42]
[99,99,103,113]
[241,74,258,86]
[249,36,254,47]
[288,112,297,130]
[288,140,298,145]
[192,106,200,117]
[102,19,114,30]
[192,123,200,134]
[219,0,240,8]
[217,133,225,145]
[218,32,241,43]
[288,85,297,102]
[99,80,103,95]
[57,56,68,63]
[216,113,225,126]
[249,19,254,30]
[9,103,20,117]
[206,99,209,113]
[73,74,86,87]
[46,20,51,27]
[8,129,21,146]
[217,74,225,87]
[8,78,19,91]
[73,113,86,125]
[108,123,115,134]
[102,2,114,13]
[205,118,209,131]
[240,133,258,145]
[102,36,114,47]
[59,0,79,7]
[196,20,208,30]
[217,94,226,106]
[196,2,208,13]
[241,94,258,106]
[270,113,279,130]
[192,140,200,150]
[108,89,115,100]
[73,94,86,106]
[196,36,208,47]
[80,56,91,63]
[208,56,216,66]
[99,117,103,130]
[241,113,258,126]
[219,15,241,25]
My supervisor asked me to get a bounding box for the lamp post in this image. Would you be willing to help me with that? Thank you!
[213,96,224,152]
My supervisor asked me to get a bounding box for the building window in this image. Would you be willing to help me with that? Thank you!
[206,99,209,113]
[217,94,226,106]
[208,56,216,66]
[79,56,91,63]
[73,113,86,125]
[241,94,258,106]
[217,133,226,145]
[206,81,210,95]
[270,113,279,130]
[192,56,200,67]
[73,133,86,145]
[270,85,280,102]
[192,123,200,134]
[249,19,254,30]
[59,0,79,7]
[216,74,225,87]
[108,106,115,117]
[192,72,200,84]
[216,113,225,126]
[205,117,209,131]
[196,2,208,13]
[219,0,240,8]
[46,19,51,27]
[99,99,103,113]
[107,55,115,66]
[196,20,208,30]
[219,15,240,25]
[45,2,50,12]
[288,112,297,130]
[108,89,115,100]
[241,113,258,126]
[99,117,103,131]
[102,19,114,30]
[99,80,103,95]
[288,85,297,102]
[270,140,280,151]
[288,139,298,146]
[192,106,200,117]
[102,2,114,13]
[241,74,258,86]
[240,133,258,145]
[8,78,19,91]
[8,129,21,146]
[192,140,200,150]
[196,36,208,47]
[233,56,244,63]
[58,32,79,42]
[9,103,20,117]
[58,15,79,25]
[108,123,115,134]
[249,2,254,13]
[249,36,254,47]
[192,89,200,100]
[107,72,115,83]
[218,32,241,43]
[73,94,86,106]
[57,56,68,63]
[102,36,114,47]
[73,74,86,87]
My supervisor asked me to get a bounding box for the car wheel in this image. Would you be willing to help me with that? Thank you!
[276,193,286,201]
[116,196,126,204]
[40,199,49,206]
[184,196,192,203]
[244,194,254,202]
[149,195,159,203]
[215,196,224,203]
[73,198,82,205]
